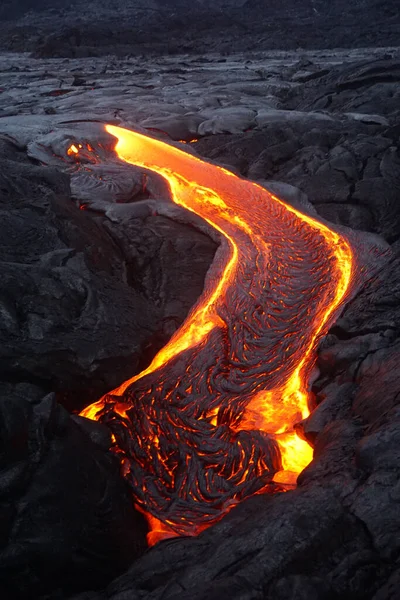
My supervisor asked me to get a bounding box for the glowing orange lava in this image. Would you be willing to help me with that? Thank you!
[78,125,353,544]
[67,144,79,155]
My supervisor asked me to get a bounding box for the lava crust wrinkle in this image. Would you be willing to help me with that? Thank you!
[80,124,354,544]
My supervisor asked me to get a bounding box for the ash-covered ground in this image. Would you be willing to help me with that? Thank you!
[1,12,400,600]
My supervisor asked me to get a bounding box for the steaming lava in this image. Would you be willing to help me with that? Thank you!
[79,125,355,545]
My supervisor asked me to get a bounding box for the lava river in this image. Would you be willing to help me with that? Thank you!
[80,124,354,545]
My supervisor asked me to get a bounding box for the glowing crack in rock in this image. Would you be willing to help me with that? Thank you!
[79,125,354,545]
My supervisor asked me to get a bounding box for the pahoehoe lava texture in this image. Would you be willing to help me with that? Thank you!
[100,206,337,532]
[99,210,331,530]
[81,126,379,540]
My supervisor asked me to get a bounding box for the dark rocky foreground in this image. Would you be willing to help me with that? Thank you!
[0,0,399,57]
[1,48,400,599]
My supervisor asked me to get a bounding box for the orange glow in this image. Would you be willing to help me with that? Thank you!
[79,125,354,544]
[179,138,199,144]
[67,144,79,155]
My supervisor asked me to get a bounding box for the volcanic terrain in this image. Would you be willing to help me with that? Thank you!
[0,16,400,600]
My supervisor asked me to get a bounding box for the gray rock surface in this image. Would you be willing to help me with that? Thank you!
[0,385,148,599]
[0,133,217,412]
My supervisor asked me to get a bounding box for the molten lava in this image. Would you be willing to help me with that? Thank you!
[78,125,354,545]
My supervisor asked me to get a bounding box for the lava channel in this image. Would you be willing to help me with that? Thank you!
[80,125,354,545]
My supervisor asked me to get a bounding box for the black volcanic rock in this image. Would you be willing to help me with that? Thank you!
[0,136,217,410]
[0,386,147,599]
[296,59,400,118]
[195,116,400,242]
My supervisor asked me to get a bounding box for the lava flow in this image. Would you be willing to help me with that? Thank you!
[79,125,354,545]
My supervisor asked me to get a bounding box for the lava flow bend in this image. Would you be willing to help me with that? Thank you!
[80,124,354,545]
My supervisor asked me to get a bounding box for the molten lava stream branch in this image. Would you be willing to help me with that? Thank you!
[79,125,354,544]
